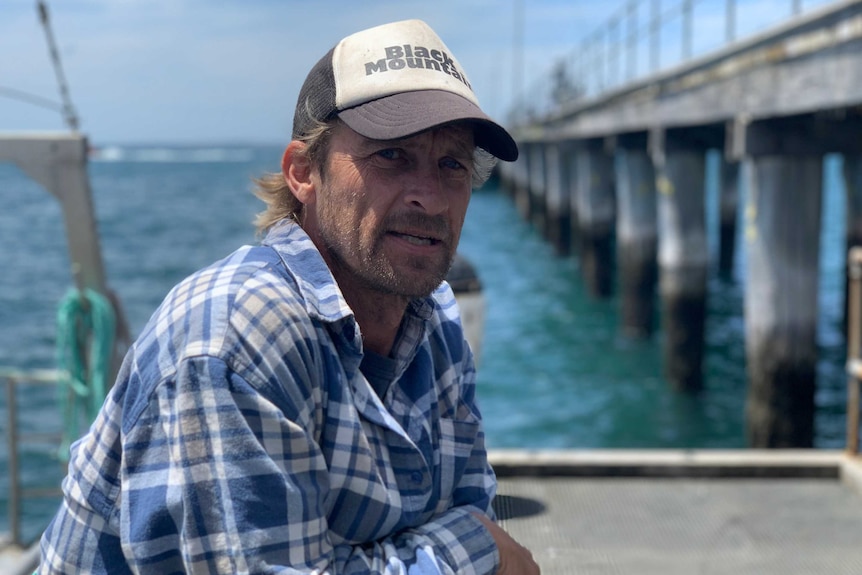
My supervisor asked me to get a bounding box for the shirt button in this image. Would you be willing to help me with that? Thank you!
[410,471,423,483]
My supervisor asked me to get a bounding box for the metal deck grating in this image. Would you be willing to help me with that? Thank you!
[494,476,862,574]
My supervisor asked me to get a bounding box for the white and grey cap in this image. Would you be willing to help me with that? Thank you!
[292,19,519,162]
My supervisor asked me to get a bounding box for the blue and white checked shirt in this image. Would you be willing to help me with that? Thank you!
[39,220,499,574]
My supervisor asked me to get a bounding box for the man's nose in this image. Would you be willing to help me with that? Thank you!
[403,163,448,215]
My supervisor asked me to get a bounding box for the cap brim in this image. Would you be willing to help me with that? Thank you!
[337,90,519,162]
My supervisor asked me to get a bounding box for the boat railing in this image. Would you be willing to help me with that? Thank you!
[846,247,862,455]
[1,367,65,548]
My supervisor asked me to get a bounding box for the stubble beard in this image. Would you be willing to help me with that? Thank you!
[319,209,456,300]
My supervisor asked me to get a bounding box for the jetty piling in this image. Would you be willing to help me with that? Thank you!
[741,118,824,447]
[847,246,862,455]
[509,142,532,222]
[654,128,712,392]
[614,133,658,338]
[718,156,741,276]
[543,142,572,256]
[845,153,862,330]
[565,147,581,258]
[574,139,616,297]
[496,0,862,446]
[528,142,548,234]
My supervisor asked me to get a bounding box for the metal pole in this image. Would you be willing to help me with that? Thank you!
[7,376,21,546]
[583,41,591,98]
[682,0,693,61]
[726,0,736,43]
[651,0,661,72]
[574,51,584,101]
[37,0,79,132]
[627,0,638,80]
[610,18,619,87]
[598,30,606,93]
[513,0,524,119]
[793,0,802,15]
[591,36,598,96]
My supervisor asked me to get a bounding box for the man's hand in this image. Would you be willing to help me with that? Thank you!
[472,512,540,574]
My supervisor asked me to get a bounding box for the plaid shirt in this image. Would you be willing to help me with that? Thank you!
[39,220,499,574]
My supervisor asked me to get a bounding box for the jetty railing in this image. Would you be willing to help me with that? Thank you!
[510,0,836,124]
[1,368,64,547]
[847,248,862,455]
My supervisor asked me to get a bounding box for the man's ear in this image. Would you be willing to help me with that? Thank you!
[282,141,316,205]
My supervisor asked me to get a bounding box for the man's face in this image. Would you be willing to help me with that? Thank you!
[306,122,474,300]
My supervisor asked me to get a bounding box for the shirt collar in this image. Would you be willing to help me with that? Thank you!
[261,219,354,324]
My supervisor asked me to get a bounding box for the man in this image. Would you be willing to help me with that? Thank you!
[39,19,539,574]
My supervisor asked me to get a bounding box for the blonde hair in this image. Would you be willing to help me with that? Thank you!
[252,119,498,235]
[253,119,334,234]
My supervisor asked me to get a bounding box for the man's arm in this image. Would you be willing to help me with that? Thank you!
[117,356,500,574]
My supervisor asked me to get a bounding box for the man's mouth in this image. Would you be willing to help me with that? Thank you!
[389,231,440,246]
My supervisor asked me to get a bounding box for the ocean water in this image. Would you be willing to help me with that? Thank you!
[0,144,850,539]
[468,153,848,449]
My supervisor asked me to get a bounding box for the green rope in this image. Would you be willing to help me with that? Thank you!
[56,288,115,461]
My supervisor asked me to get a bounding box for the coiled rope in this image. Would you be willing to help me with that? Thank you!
[56,288,115,461]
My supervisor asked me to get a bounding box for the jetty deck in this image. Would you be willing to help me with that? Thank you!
[3,449,861,574]
[492,450,862,575]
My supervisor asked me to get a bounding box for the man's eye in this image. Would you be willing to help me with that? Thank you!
[375,148,402,160]
[441,157,466,170]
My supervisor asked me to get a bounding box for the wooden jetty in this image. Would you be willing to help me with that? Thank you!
[497,0,862,448]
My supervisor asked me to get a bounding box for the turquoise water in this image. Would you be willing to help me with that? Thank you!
[0,145,850,539]
[465,157,848,449]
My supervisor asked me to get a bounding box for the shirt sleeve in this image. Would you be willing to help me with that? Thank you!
[114,355,499,575]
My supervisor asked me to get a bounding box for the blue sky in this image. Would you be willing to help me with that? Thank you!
[0,0,833,145]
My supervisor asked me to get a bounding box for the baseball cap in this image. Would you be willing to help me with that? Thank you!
[292,19,519,162]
